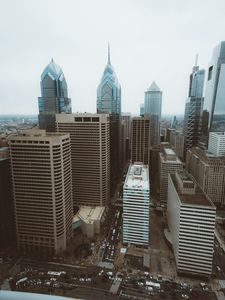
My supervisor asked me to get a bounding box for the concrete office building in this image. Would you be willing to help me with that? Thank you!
[208,132,225,156]
[123,163,150,247]
[144,81,162,146]
[186,147,225,205]
[131,117,150,165]
[8,129,73,257]
[38,59,71,132]
[56,113,110,209]
[159,148,183,205]
[170,130,184,160]
[167,172,216,276]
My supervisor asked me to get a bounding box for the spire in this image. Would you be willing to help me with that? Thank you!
[195,53,198,67]
[51,58,54,63]
[108,43,111,64]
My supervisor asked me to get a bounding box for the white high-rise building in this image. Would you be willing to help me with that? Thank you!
[167,172,216,276]
[123,163,150,247]
[208,132,225,156]
[9,129,73,257]
[159,148,183,205]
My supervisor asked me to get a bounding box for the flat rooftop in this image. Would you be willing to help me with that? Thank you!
[74,206,105,224]
[124,163,149,190]
[170,174,213,207]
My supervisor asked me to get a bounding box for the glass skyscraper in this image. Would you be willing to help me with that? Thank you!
[144,81,162,146]
[203,41,225,137]
[38,59,71,132]
[97,46,121,114]
[183,64,205,153]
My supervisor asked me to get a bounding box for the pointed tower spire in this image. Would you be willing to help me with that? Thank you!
[195,53,198,67]
[108,43,111,64]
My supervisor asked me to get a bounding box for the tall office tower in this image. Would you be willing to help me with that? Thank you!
[0,147,15,248]
[123,163,150,247]
[121,113,131,167]
[169,130,184,160]
[208,132,225,156]
[97,46,121,195]
[131,117,150,165]
[140,103,144,117]
[38,59,72,132]
[56,113,110,209]
[203,41,225,139]
[144,81,162,146]
[186,147,225,205]
[183,62,205,154]
[165,128,175,143]
[170,116,177,129]
[8,129,73,257]
[167,171,216,276]
[159,148,183,205]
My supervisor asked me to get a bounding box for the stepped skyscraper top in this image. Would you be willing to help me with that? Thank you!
[147,81,160,92]
[41,58,65,81]
[97,45,121,114]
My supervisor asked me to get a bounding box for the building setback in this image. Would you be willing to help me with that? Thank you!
[8,129,73,257]
[123,163,150,247]
[56,113,110,209]
[131,117,150,165]
[186,147,225,205]
[159,148,183,205]
[167,172,216,276]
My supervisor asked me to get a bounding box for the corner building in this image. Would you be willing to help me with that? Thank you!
[56,113,110,209]
[9,130,73,257]
[123,163,150,247]
[167,172,216,276]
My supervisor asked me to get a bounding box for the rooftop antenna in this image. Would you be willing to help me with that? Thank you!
[195,53,198,67]
[108,42,111,64]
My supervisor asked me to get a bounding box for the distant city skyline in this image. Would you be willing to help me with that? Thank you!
[1,0,225,115]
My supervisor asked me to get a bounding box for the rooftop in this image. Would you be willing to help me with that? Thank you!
[74,206,105,224]
[170,174,213,207]
[124,163,149,190]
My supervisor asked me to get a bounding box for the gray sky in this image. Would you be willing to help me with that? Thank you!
[1,0,225,116]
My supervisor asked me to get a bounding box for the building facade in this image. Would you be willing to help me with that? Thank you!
[186,147,225,205]
[159,148,183,205]
[183,64,205,154]
[38,59,71,132]
[167,172,216,276]
[123,163,150,247]
[131,117,150,165]
[144,81,162,146]
[9,129,73,257]
[121,113,131,167]
[208,132,225,156]
[203,41,225,138]
[56,113,110,209]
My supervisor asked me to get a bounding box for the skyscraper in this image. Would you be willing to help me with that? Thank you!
[121,113,131,167]
[183,61,205,154]
[131,116,150,165]
[144,81,162,146]
[167,171,216,276]
[97,46,121,115]
[208,132,225,156]
[38,59,72,132]
[203,41,225,138]
[123,163,150,247]
[9,129,73,257]
[97,46,121,195]
[56,113,110,209]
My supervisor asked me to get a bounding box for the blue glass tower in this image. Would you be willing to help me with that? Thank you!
[97,46,121,114]
[38,59,71,132]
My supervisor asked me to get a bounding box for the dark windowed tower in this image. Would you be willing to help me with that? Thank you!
[38,59,71,132]
[97,45,121,196]
[183,59,205,154]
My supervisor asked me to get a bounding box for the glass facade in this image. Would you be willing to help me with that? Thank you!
[38,59,71,132]
[203,41,225,136]
[144,81,162,145]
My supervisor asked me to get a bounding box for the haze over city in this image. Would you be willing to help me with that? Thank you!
[1,0,225,115]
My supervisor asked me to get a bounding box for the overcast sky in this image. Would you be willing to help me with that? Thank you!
[0,0,225,116]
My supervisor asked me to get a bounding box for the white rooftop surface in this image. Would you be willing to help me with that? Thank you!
[77,206,105,224]
[164,148,176,155]
[124,164,149,190]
